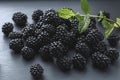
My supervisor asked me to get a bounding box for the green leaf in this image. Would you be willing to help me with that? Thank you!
[58,8,75,19]
[114,18,120,27]
[102,20,114,38]
[75,13,84,22]
[80,0,90,14]
[78,14,90,33]
[98,11,104,21]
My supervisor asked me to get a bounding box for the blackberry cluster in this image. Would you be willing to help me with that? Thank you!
[2,8,120,74]
[30,64,44,78]
[12,12,27,27]
[2,22,14,36]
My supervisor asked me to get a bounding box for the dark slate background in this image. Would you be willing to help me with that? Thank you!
[0,0,120,80]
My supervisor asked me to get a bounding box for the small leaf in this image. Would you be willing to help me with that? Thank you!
[75,13,84,22]
[98,11,104,21]
[80,0,90,14]
[114,18,120,27]
[58,8,75,19]
[102,20,114,38]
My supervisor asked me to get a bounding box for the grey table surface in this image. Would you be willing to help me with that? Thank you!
[0,0,120,80]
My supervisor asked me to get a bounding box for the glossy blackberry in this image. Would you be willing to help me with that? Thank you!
[2,22,14,36]
[72,54,87,70]
[75,42,90,59]
[40,24,56,35]
[105,48,119,63]
[49,41,67,58]
[26,36,39,50]
[43,9,59,26]
[39,45,53,61]
[91,52,111,69]
[21,46,35,60]
[86,29,104,45]
[56,56,72,72]
[9,31,23,39]
[107,35,119,47]
[32,9,43,23]
[12,12,27,26]
[30,64,44,78]
[9,38,24,53]
[22,27,34,40]
[37,31,50,46]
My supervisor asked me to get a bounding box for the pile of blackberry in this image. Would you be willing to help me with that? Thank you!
[1,9,120,78]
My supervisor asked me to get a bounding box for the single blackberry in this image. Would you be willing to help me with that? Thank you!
[91,52,111,69]
[21,46,35,60]
[86,29,104,46]
[39,45,53,61]
[75,42,90,59]
[72,54,87,70]
[8,31,23,39]
[105,48,119,63]
[2,22,14,36]
[37,31,50,46]
[107,35,119,47]
[32,9,43,23]
[22,27,34,40]
[91,41,107,54]
[12,12,27,26]
[56,56,72,72]
[26,36,39,50]
[30,64,44,78]
[9,38,24,53]
[49,41,67,58]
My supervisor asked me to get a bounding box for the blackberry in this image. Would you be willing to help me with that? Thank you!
[22,27,34,40]
[49,41,67,58]
[105,48,119,63]
[75,42,90,59]
[30,64,44,78]
[26,36,39,50]
[12,12,27,26]
[9,38,24,53]
[2,22,14,36]
[56,56,72,72]
[21,46,35,60]
[8,31,23,39]
[86,29,104,45]
[91,52,111,69]
[32,9,43,23]
[37,31,50,46]
[107,35,119,47]
[72,54,87,70]
[39,45,53,61]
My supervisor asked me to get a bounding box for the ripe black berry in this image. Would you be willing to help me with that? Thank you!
[9,31,23,39]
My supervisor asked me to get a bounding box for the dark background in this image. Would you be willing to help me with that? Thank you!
[0,0,120,80]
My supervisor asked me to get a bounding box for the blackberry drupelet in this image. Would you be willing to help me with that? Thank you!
[22,27,34,40]
[39,45,53,61]
[86,29,104,46]
[105,48,119,63]
[37,31,50,46]
[107,35,120,47]
[30,64,44,78]
[9,38,24,53]
[49,41,67,58]
[9,31,23,39]
[34,21,43,29]
[12,12,27,26]
[21,46,35,60]
[77,35,86,43]
[2,22,14,36]
[32,9,43,23]
[56,56,72,72]
[75,42,90,59]
[91,52,111,69]
[72,54,87,70]
[25,36,39,50]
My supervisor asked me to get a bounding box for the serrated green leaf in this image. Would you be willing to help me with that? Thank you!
[114,18,120,27]
[75,13,84,22]
[80,0,90,14]
[58,8,75,19]
[102,20,114,38]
